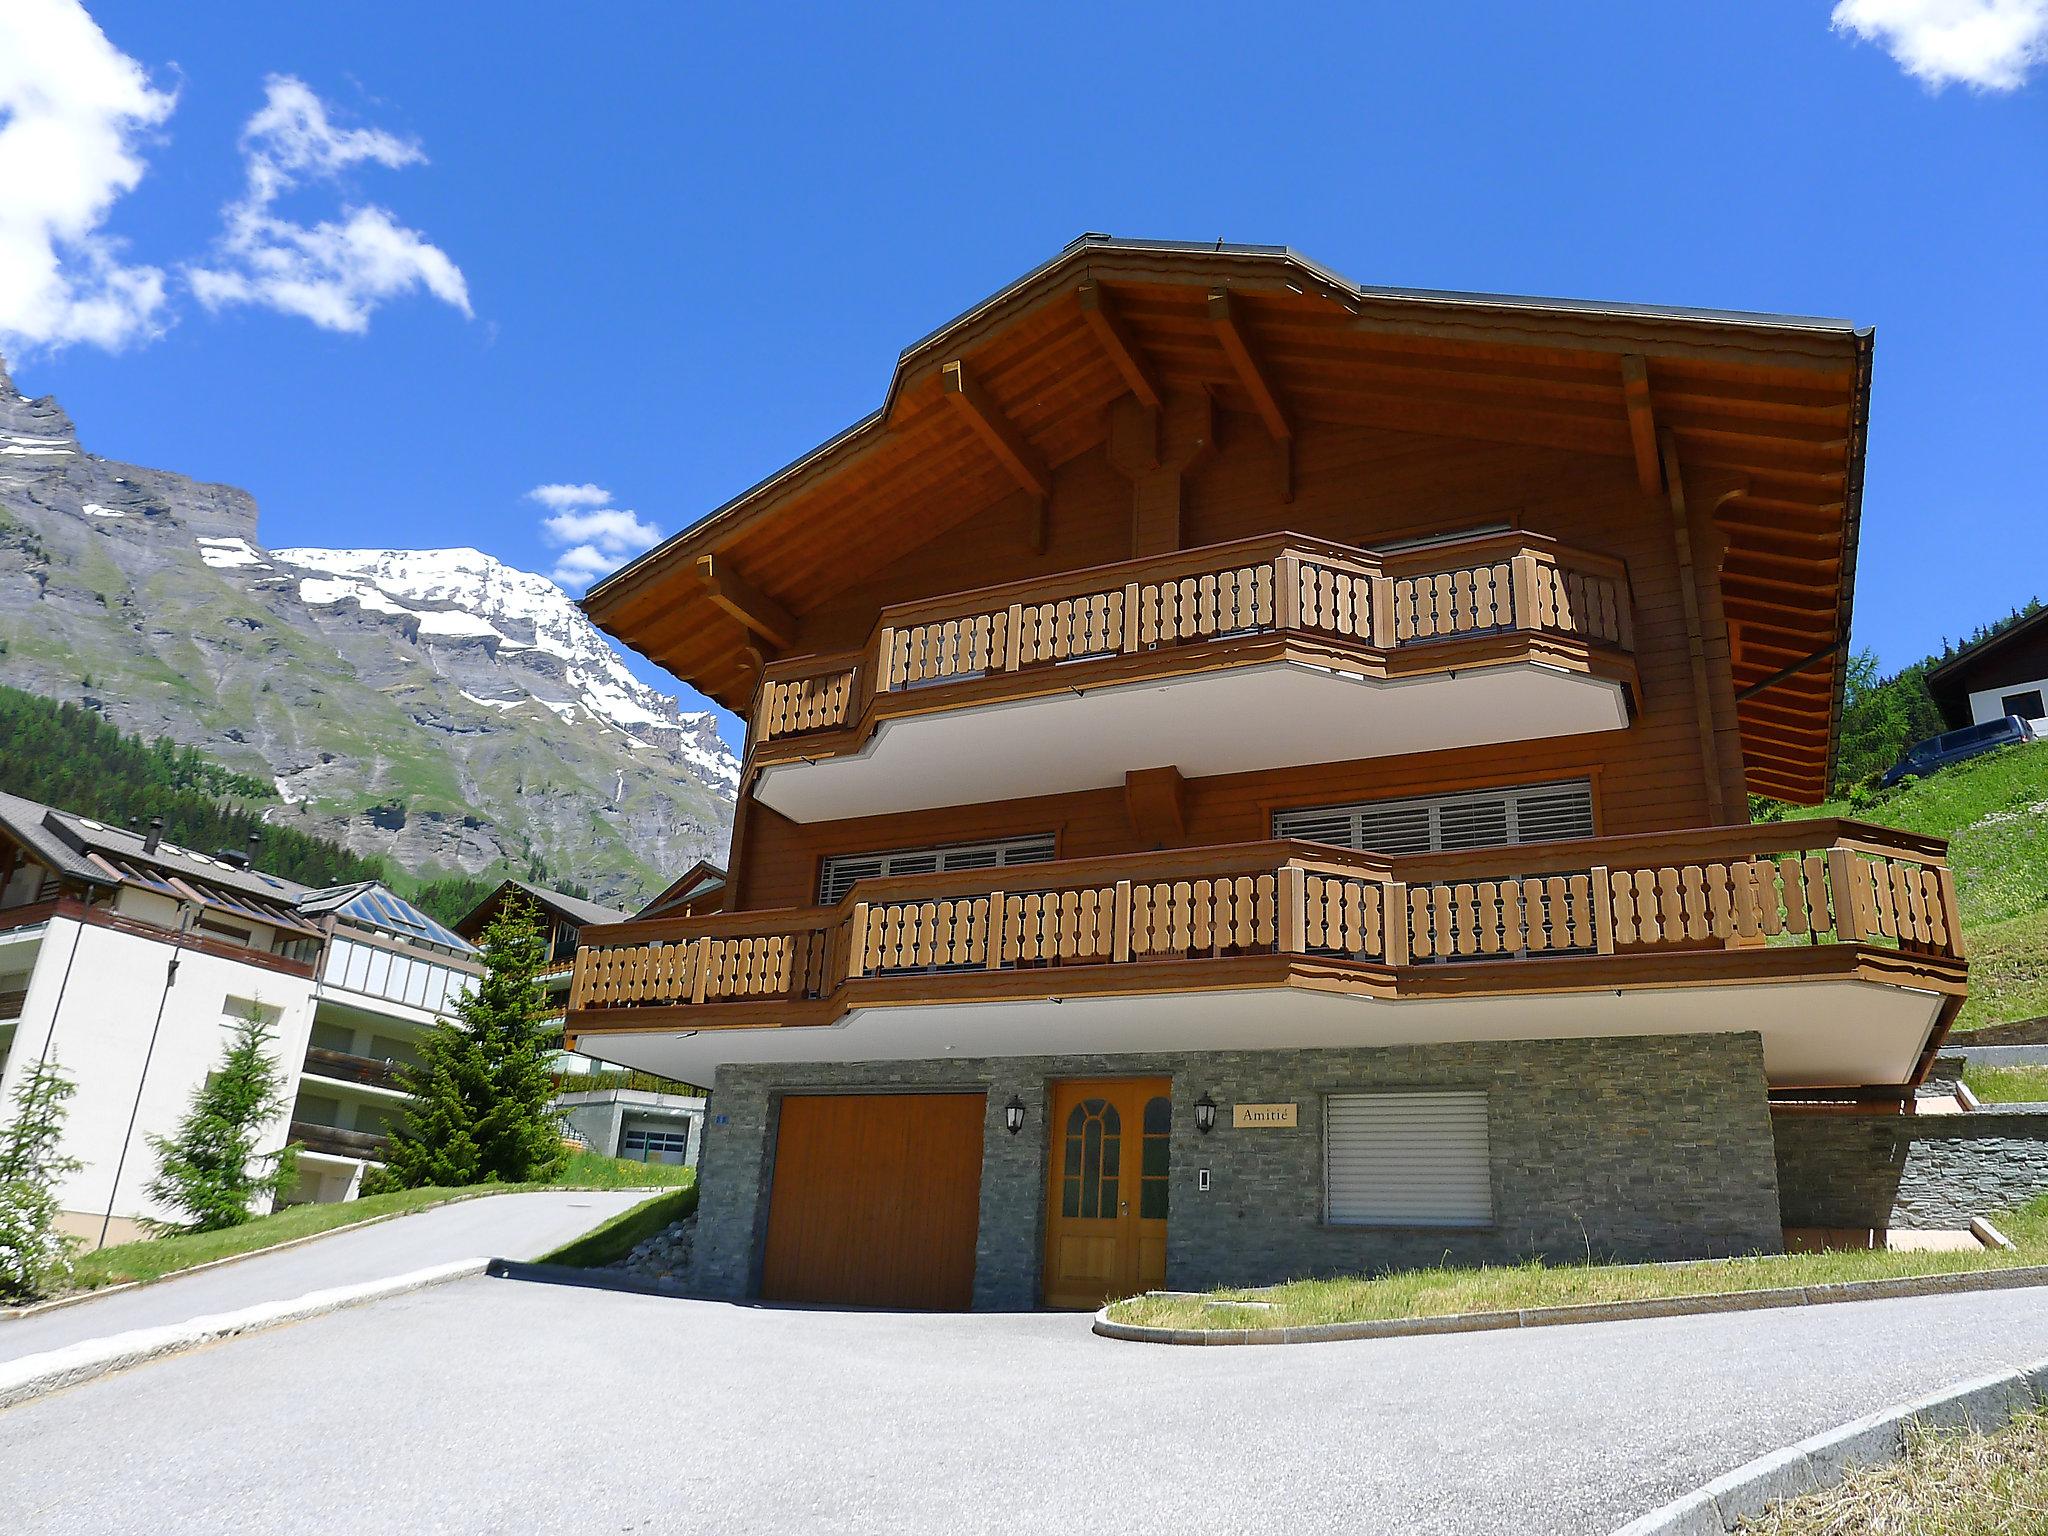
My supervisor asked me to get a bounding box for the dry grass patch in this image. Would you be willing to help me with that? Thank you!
[1740,1408,2048,1535]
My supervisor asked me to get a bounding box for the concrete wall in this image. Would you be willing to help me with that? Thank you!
[692,1032,1782,1310]
[0,915,318,1240]
[1774,1108,2048,1230]
[556,1088,704,1163]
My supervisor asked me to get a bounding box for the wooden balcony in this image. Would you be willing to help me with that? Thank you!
[743,530,1638,822]
[301,1046,405,1092]
[289,1121,390,1161]
[565,821,1966,1091]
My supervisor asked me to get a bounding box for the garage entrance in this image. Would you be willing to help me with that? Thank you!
[760,1092,986,1310]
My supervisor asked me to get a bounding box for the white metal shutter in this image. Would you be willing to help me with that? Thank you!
[1325,1091,1493,1227]
[1274,779,1593,854]
[818,833,1057,905]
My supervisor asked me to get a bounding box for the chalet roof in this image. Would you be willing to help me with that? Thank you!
[452,878,630,939]
[635,860,727,920]
[586,234,1872,803]
[0,790,324,937]
[298,880,475,955]
[1925,606,2048,694]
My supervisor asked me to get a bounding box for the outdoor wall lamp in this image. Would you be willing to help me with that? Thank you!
[1195,1093,1218,1134]
[1004,1096,1027,1135]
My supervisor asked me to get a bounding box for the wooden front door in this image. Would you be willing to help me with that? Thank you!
[1042,1077,1171,1309]
[761,1092,985,1310]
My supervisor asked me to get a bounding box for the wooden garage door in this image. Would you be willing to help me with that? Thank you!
[760,1093,986,1310]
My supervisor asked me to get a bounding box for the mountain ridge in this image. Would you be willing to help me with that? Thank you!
[0,358,735,907]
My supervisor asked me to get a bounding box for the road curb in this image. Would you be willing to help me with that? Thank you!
[1091,1262,2048,1345]
[1608,1353,2048,1534]
[0,1257,487,1411]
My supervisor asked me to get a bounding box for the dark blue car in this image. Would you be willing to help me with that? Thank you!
[1879,715,2038,788]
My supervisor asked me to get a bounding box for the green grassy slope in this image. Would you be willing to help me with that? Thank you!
[1782,741,2048,1030]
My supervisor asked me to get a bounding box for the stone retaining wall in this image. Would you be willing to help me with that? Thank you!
[1773,1107,2048,1230]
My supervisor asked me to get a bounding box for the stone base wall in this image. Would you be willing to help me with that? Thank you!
[691,1031,1782,1309]
[1774,1108,2048,1230]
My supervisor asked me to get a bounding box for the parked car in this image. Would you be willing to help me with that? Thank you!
[1879,716,2038,788]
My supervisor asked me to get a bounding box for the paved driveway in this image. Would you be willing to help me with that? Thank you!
[0,1188,653,1363]
[7,1276,2048,1534]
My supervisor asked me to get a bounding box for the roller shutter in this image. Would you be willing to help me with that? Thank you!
[1325,1091,1493,1227]
[1273,779,1594,854]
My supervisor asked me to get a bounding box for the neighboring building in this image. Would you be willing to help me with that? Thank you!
[0,791,487,1239]
[285,882,484,1204]
[455,879,708,1166]
[561,237,1965,1312]
[1926,606,2048,732]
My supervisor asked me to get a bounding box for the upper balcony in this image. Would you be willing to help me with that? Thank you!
[744,531,1638,822]
[565,821,1964,1093]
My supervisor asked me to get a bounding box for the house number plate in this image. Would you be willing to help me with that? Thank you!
[1232,1102,1298,1128]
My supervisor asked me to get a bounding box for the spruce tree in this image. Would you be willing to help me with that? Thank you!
[145,1010,300,1232]
[380,899,567,1188]
[0,1058,84,1303]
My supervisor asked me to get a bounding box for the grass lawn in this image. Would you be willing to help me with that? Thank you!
[1963,1064,2048,1105]
[1953,907,2048,1033]
[1739,1408,2048,1535]
[60,1151,689,1295]
[1106,1191,2048,1332]
[541,1178,698,1269]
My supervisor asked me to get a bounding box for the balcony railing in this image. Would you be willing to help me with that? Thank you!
[567,821,1961,1024]
[289,1120,390,1160]
[301,1046,405,1091]
[745,530,1635,762]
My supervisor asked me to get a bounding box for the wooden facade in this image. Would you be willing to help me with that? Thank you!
[566,238,1959,1096]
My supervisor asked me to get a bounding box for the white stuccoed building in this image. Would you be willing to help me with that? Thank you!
[0,791,481,1245]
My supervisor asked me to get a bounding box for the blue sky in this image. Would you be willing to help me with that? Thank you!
[3,3,2044,750]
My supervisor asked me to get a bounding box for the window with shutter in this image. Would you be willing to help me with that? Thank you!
[818,833,1057,905]
[1325,1091,1493,1227]
[1273,779,1593,854]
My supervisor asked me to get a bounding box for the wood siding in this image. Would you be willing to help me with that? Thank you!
[726,418,1749,911]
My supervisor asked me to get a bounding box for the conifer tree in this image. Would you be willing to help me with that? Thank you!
[0,1058,84,1303]
[145,1010,299,1232]
[380,899,567,1188]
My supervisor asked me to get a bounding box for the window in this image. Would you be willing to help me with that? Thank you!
[1325,1091,1492,1227]
[1139,1095,1171,1220]
[1274,780,1594,854]
[622,1124,691,1164]
[1059,1098,1121,1219]
[2001,690,2045,722]
[818,833,1057,905]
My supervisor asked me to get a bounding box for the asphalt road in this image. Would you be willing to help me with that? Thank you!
[0,1188,654,1363]
[7,1275,2048,1533]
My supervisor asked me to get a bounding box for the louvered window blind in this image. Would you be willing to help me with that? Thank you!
[818,833,1057,905]
[1272,779,1594,855]
[1325,1091,1493,1227]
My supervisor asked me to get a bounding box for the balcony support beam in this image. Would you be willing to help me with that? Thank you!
[1108,392,1215,557]
[1124,766,1187,846]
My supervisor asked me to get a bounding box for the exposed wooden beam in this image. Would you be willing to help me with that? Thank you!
[695,553,796,650]
[1620,355,1663,496]
[1124,766,1186,845]
[1078,281,1162,410]
[1662,431,1728,824]
[1206,289,1293,501]
[940,359,1053,502]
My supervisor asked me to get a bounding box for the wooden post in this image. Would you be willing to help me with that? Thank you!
[1123,582,1141,652]
[689,939,710,1004]
[1006,602,1027,670]
[1278,864,1307,955]
[1383,881,1410,966]
[567,945,591,1011]
[1935,866,1964,958]
[1368,574,1395,649]
[1274,553,1302,633]
[844,903,871,980]
[1113,879,1133,964]
[1590,866,1616,955]
[1510,553,1541,631]
[1825,849,1865,944]
[985,889,1007,969]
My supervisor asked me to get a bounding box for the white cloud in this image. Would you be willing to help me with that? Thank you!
[1832,0,2048,90]
[529,483,662,588]
[186,74,470,332]
[0,0,177,352]
[527,482,613,511]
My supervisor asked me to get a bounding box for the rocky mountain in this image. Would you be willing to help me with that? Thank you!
[0,359,735,907]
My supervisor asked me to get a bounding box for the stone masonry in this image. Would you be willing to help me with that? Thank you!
[1774,1107,2048,1231]
[690,1031,1782,1310]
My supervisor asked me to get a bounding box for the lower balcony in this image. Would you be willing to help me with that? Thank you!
[301,1046,405,1092]
[290,1121,390,1161]
[565,821,1966,1093]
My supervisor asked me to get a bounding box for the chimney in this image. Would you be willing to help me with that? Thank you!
[142,817,162,854]
[249,831,262,867]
